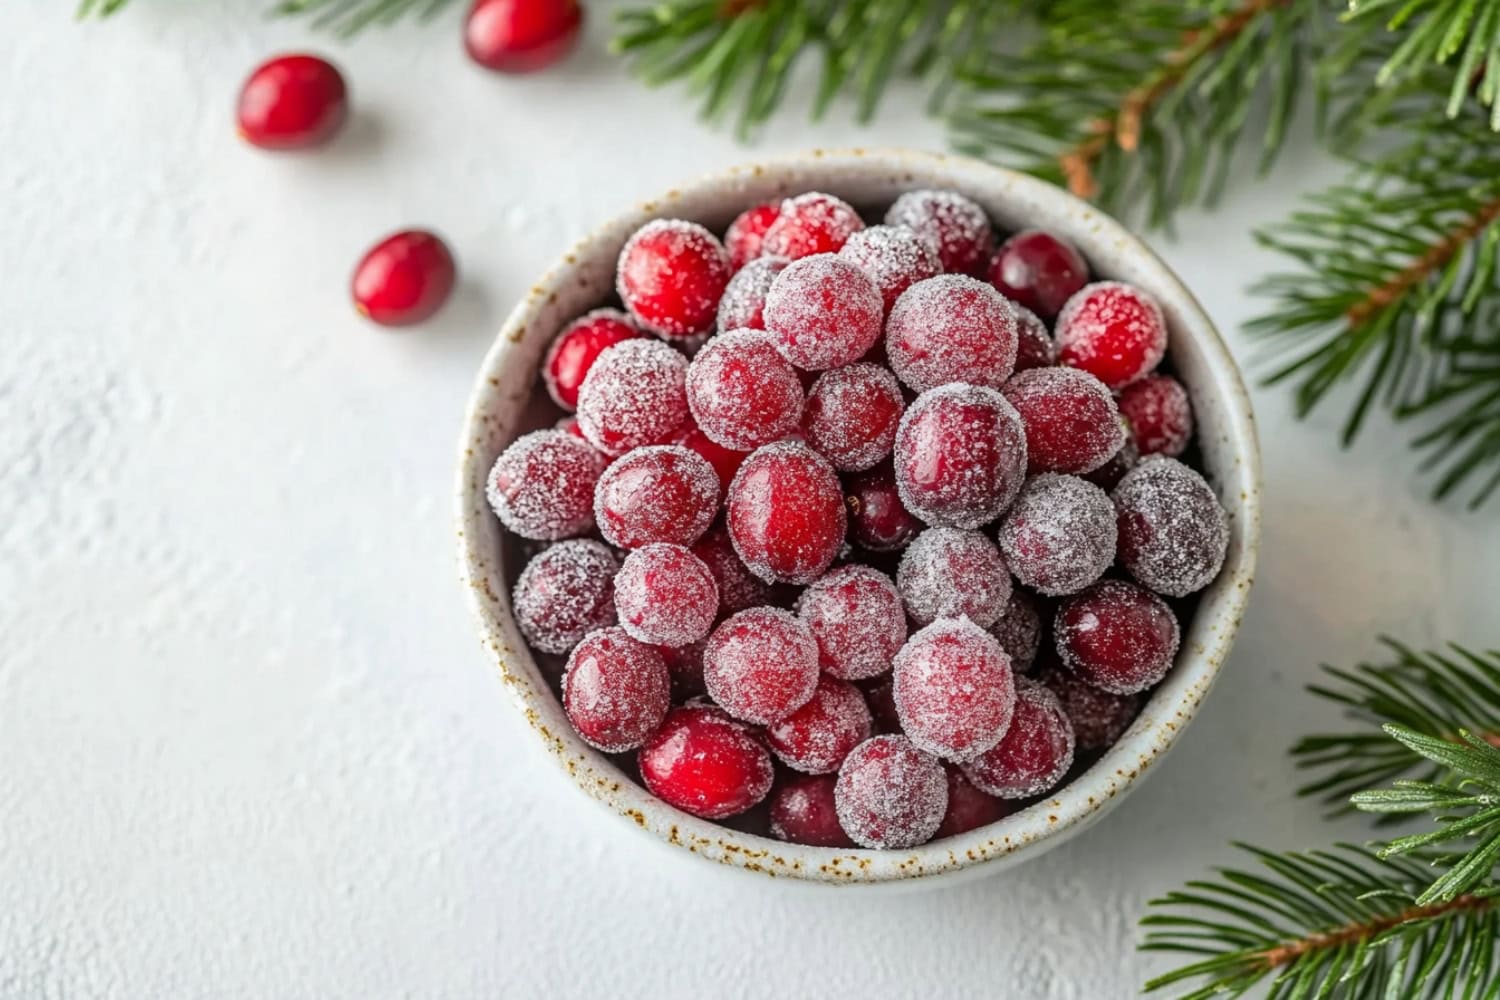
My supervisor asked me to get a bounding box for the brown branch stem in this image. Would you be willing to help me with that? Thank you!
[1345,194,1500,327]
[1254,894,1494,969]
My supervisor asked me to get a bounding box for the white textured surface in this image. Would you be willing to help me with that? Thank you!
[3,3,1497,998]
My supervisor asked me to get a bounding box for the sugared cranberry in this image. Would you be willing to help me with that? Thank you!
[542,309,643,411]
[761,192,865,260]
[997,474,1116,596]
[351,230,457,327]
[796,565,907,680]
[1055,281,1168,389]
[690,522,774,614]
[464,0,583,73]
[1002,366,1124,475]
[962,678,1075,799]
[726,441,847,584]
[766,676,874,774]
[512,540,619,654]
[556,415,588,440]
[893,384,1028,529]
[894,617,1017,762]
[1055,580,1180,695]
[834,735,948,849]
[616,220,731,338]
[724,201,781,270]
[989,589,1044,673]
[1084,432,1139,491]
[236,54,348,150]
[676,427,749,499]
[801,364,904,472]
[703,607,821,725]
[935,765,1009,838]
[863,677,901,734]
[562,627,670,753]
[1113,457,1229,597]
[885,189,994,275]
[845,465,923,553]
[594,445,718,549]
[639,705,774,819]
[769,774,853,847]
[763,255,884,371]
[685,330,804,450]
[576,339,690,456]
[1038,665,1141,750]
[716,256,788,333]
[987,230,1090,321]
[1117,374,1193,458]
[885,275,1018,392]
[838,225,942,312]
[614,543,719,647]
[896,528,1012,628]
[661,639,707,700]
[487,429,604,540]
[1012,305,1055,372]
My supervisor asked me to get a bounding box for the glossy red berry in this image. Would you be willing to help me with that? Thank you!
[543,310,643,411]
[1113,457,1229,597]
[702,607,820,725]
[1055,580,1180,695]
[893,617,1016,762]
[1055,281,1168,389]
[997,474,1117,597]
[885,189,994,276]
[614,543,719,647]
[1002,366,1125,475]
[487,429,604,540]
[834,735,948,849]
[987,230,1090,321]
[464,0,583,74]
[236,54,348,150]
[845,465,923,553]
[726,441,847,585]
[1039,666,1142,750]
[724,202,781,270]
[690,522,774,614]
[617,220,732,338]
[763,254,884,371]
[352,230,456,327]
[962,678,1075,799]
[676,427,749,500]
[594,445,717,550]
[576,339,690,456]
[801,363,904,472]
[935,766,1009,838]
[838,225,942,312]
[639,705,774,819]
[770,774,853,847]
[562,627,671,753]
[685,330,804,451]
[796,565,908,681]
[716,256,787,333]
[766,676,873,774]
[885,275,1018,393]
[512,539,619,654]
[893,384,1028,529]
[761,192,865,260]
[1117,374,1194,458]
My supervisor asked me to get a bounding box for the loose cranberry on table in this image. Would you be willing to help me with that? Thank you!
[987,230,1090,321]
[762,254,884,371]
[1117,373,1194,458]
[800,364,904,472]
[884,189,994,275]
[962,678,1075,799]
[725,440,847,585]
[724,201,782,270]
[769,774,852,848]
[796,565,908,681]
[511,539,619,655]
[561,627,671,753]
[760,191,865,260]
[844,464,923,553]
[1039,665,1142,750]
[689,522,773,614]
[1012,305,1056,372]
[1056,579,1180,695]
[543,309,643,411]
[639,704,774,820]
[702,607,821,725]
[1113,457,1230,598]
[837,225,942,312]
[464,0,583,73]
[594,445,718,549]
[997,474,1117,597]
[685,330,804,451]
[989,589,1045,673]
[236,54,347,150]
[834,735,949,849]
[1055,280,1168,389]
[885,275,1018,392]
[896,528,1013,628]
[894,617,1016,762]
[893,383,1028,529]
[616,220,731,338]
[766,676,873,774]
[936,765,1009,839]
[575,339,690,456]
[613,543,719,647]
[716,256,788,332]
[1002,366,1125,475]
[352,230,457,327]
[487,428,604,540]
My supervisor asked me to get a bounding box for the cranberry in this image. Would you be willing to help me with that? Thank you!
[661,639,707,700]
[837,225,942,312]
[763,254,884,371]
[845,464,923,553]
[351,230,456,327]
[1002,366,1125,475]
[464,0,583,73]
[236,54,347,150]
[769,774,853,847]
[702,607,821,725]
[997,474,1117,596]
[987,230,1090,321]
[716,256,788,333]
[863,678,901,734]
[1056,580,1180,695]
[885,275,1018,392]
[724,201,781,270]
[556,415,588,440]
[935,765,1009,838]
[594,445,717,549]
[1084,432,1139,491]
[676,427,749,499]
[613,543,719,647]
[616,220,731,338]
[542,309,643,411]
[801,364,904,472]
[487,429,604,540]
[512,540,620,654]
[766,676,874,774]
[834,735,948,849]
[639,705,774,819]
[726,441,847,585]
[562,627,671,753]
[896,528,1013,628]
[885,189,995,275]
[1117,374,1194,458]
[962,678,1075,799]
[796,565,907,680]
[685,330,804,450]
[1012,305,1055,372]
[893,384,1028,529]
[1055,281,1168,389]
[1113,457,1230,597]
[1039,665,1141,750]
[893,617,1016,762]
[989,589,1045,674]
[690,522,774,614]
[576,339,690,456]
[761,192,865,260]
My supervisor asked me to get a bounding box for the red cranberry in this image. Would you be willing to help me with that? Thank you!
[763,254,884,371]
[556,415,588,440]
[987,230,1090,321]
[464,0,583,73]
[796,565,907,680]
[893,384,1028,529]
[935,766,1009,838]
[1055,281,1168,389]
[885,275,1018,392]
[896,528,1012,628]
[685,330,804,450]
[676,427,749,499]
[1084,432,1139,491]
[594,445,718,549]
[837,225,942,312]
[997,474,1117,596]
[724,202,782,270]
[702,607,820,725]
[989,589,1044,673]
[845,465,923,553]
[1039,665,1141,750]
[893,617,1016,762]
[885,189,994,275]
[761,192,865,260]
[769,774,853,847]
[616,220,731,338]
[962,678,1075,799]
[834,735,948,849]
[562,627,671,753]
[512,540,619,654]
[863,678,901,734]
[236,54,347,150]
[576,339,690,456]
[661,639,707,700]
[543,309,643,411]
[726,441,847,585]
[1012,305,1055,372]
[766,676,873,774]
[487,429,604,540]
[639,705,774,819]
[1117,374,1193,458]
[1055,580,1180,695]
[716,256,788,333]
[690,522,774,614]
[801,364,904,472]
[614,543,719,647]
[352,230,456,327]
[1113,457,1230,597]
[1002,366,1125,475]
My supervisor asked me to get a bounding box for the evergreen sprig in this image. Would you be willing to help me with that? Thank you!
[1343,0,1500,129]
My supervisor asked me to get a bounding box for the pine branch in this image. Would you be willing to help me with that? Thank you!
[77,0,462,36]
[1344,0,1500,130]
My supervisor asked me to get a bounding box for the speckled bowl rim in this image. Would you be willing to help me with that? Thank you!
[456,148,1261,888]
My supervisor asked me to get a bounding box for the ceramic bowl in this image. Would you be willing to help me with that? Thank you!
[456,148,1261,888]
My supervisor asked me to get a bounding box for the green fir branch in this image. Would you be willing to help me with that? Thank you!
[77,0,462,36]
[1344,0,1500,129]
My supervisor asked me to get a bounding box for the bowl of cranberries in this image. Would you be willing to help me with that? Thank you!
[457,149,1260,886]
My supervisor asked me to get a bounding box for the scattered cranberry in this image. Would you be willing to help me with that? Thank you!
[576,339,690,456]
[726,441,847,584]
[614,543,719,647]
[1039,665,1141,750]
[1113,457,1229,598]
[962,679,1075,799]
[987,230,1090,321]
[801,364,904,472]
[351,230,457,327]
[894,617,1016,762]
[487,429,604,540]
[512,540,619,654]
[703,607,821,725]
[676,427,749,499]
[1002,366,1124,475]
[886,275,1018,392]
[464,0,583,73]
[1012,305,1055,372]
[685,330,804,450]
[1084,432,1139,491]
[885,189,994,275]
[616,220,731,338]
[834,735,948,849]
[796,565,907,680]
[997,474,1117,596]
[767,676,874,774]
[838,225,942,312]
[562,627,671,753]
[543,309,643,411]
[594,445,718,549]
[724,201,781,270]
[989,589,1044,673]
[935,765,1009,838]
[893,384,1028,529]
[1117,374,1193,458]
[845,464,923,553]
[716,256,788,332]
[896,528,1013,628]
[1055,281,1168,389]
[763,254,884,371]
[770,774,853,847]
[639,705,774,819]
[761,192,865,260]
[1056,580,1180,695]
[236,54,348,150]
[690,522,774,614]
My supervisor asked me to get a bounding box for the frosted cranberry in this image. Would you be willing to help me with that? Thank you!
[1002,366,1125,475]
[616,220,731,338]
[236,54,347,151]
[894,617,1016,762]
[1012,305,1055,372]
[893,384,1028,529]
[763,254,883,371]
[845,465,922,552]
[542,309,643,411]
[1084,432,1139,491]
[801,364,904,472]
[690,522,774,614]
[576,339,690,456]
[661,639,707,699]
[703,607,820,724]
[834,735,948,849]
[962,678,1074,799]
[562,627,671,753]
[770,774,853,847]
[487,429,604,540]
[797,565,907,680]
[1056,281,1168,389]
[639,705,774,819]
[863,678,900,733]
[935,765,1009,838]
[897,528,1012,628]
[555,415,587,440]
[724,201,781,270]
[1117,374,1193,458]
[1113,457,1229,597]
[1056,580,1179,695]
[987,230,1090,321]
[989,589,1045,674]
[761,192,864,260]
[614,544,718,647]
[885,189,994,275]
[886,275,1018,393]
[512,540,619,655]
[1039,666,1139,749]
[997,474,1116,596]
[838,225,942,312]
[726,441,847,584]
[685,330,804,450]
[594,445,717,550]
[716,256,788,333]
[676,427,749,499]
[767,676,873,774]
[464,0,583,73]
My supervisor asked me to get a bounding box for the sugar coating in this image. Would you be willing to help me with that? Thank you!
[761,192,865,260]
[691,521,774,614]
[594,444,719,549]
[834,735,949,849]
[837,224,942,311]
[576,339,691,456]
[702,606,821,725]
[801,363,905,472]
[885,189,995,275]
[512,540,620,655]
[766,676,874,774]
[1055,280,1168,389]
[561,626,671,754]
[685,329,804,450]
[724,201,780,270]
[1055,579,1180,695]
[638,704,775,819]
[962,677,1075,799]
[886,275,1019,392]
[487,428,605,540]
[613,543,719,648]
[616,218,731,338]
[894,383,1029,529]
[1117,374,1193,458]
[716,256,788,333]
[1113,456,1229,597]
[1039,666,1141,750]
[893,616,1017,762]
[990,589,1045,674]
[763,254,884,371]
[726,440,847,584]
[1002,365,1125,475]
[769,774,852,847]
[934,765,1009,839]
[1012,305,1055,372]
[997,474,1117,596]
[897,528,1013,628]
[796,564,908,680]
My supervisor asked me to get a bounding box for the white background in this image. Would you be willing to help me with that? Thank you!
[4,2,1498,997]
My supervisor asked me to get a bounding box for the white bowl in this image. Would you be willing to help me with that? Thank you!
[456,148,1261,888]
